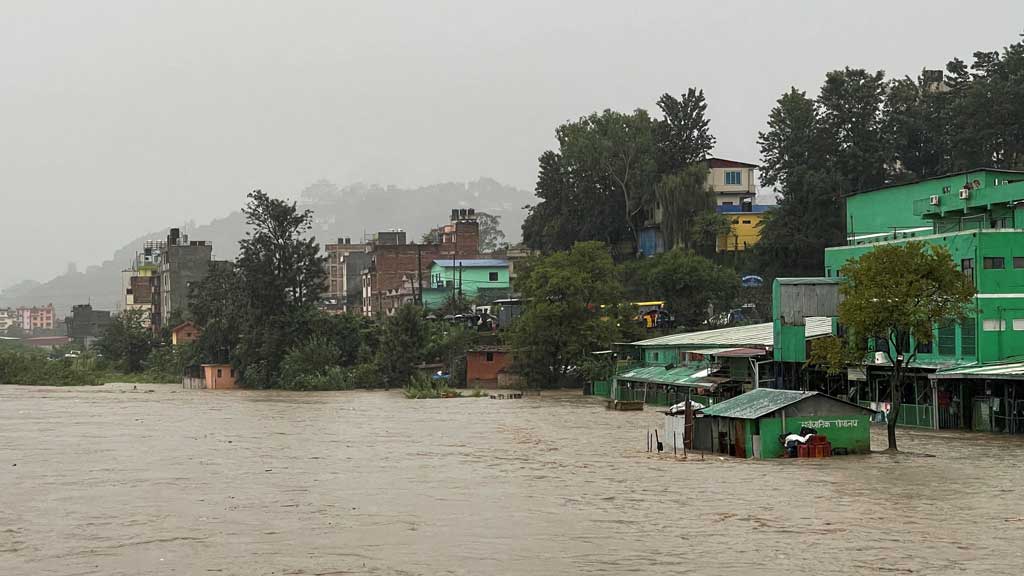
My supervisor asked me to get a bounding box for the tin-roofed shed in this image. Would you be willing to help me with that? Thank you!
[693,389,877,459]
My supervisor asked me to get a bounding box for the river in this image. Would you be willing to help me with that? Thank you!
[2,383,1023,575]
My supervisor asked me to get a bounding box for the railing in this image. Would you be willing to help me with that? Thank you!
[857,401,934,429]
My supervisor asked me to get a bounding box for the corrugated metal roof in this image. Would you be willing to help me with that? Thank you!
[632,317,833,349]
[698,388,816,419]
[932,360,1024,379]
[433,259,509,268]
[614,365,718,388]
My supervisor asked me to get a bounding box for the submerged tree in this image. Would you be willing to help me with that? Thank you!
[808,242,974,451]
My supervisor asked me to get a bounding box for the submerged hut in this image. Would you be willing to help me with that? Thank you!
[693,389,877,459]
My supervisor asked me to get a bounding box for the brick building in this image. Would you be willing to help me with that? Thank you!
[361,209,480,316]
[466,346,513,387]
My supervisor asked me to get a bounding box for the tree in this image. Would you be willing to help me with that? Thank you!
[376,304,428,389]
[654,88,716,174]
[808,242,974,451]
[189,190,328,388]
[654,164,716,251]
[475,212,507,253]
[624,248,740,328]
[754,88,844,278]
[96,309,153,372]
[818,68,889,194]
[523,110,657,256]
[509,242,625,387]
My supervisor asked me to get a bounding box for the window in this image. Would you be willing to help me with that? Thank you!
[741,220,752,224]
[937,323,956,355]
[489,272,499,282]
[216,368,223,378]
[230,369,236,378]
[126,288,133,295]
[983,257,1005,269]
[445,281,453,288]
[961,320,976,356]
[722,201,733,206]
[961,258,974,284]
[1014,319,1024,331]
[983,319,1006,331]
[486,352,494,362]
[725,171,742,185]
[916,341,933,354]
[651,351,660,362]
[1015,257,1024,269]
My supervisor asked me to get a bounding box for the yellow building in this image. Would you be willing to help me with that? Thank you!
[717,205,773,252]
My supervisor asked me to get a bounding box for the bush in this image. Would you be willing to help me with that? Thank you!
[403,372,462,399]
[0,349,103,386]
[283,366,353,391]
[350,363,383,389]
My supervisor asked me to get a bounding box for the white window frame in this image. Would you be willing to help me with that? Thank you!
[983,319,1006,332]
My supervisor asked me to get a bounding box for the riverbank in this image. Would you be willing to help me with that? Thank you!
[2,385,1023,575]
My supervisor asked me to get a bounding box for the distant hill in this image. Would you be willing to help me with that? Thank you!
[0,178,534,316]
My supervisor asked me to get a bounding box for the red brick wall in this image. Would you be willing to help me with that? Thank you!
[466,350,512,385]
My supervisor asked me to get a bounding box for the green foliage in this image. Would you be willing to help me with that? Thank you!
[523,109,657,255]
[654,88,716,174]
[510,242,627,387]
[350,363,383,389]
[95,309,155,373]
[523,88,718,258]
[476,212,507,253]
[375,304,428,389]
[624,248,740,328]
[0,349,103,386]
[654,165,715,251]
[424,323,477,386]
[403,372,462,399]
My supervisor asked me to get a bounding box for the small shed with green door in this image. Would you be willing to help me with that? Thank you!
[693,389,877,459]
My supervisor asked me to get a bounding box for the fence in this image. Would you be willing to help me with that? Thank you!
[587,380,715,408]
[858,401,934,429]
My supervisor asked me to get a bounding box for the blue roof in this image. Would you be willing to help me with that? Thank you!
[716,204,775,214]
[432,259,509,268]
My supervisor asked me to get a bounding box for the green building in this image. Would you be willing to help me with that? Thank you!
[693,388,877,459]
[595,319,834,408]
[822,168,1024,433]
[421,259,511,310]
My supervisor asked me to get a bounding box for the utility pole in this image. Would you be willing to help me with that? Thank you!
[416,244,423,305]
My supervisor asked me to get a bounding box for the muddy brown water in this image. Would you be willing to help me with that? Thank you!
[2,384,1024,575]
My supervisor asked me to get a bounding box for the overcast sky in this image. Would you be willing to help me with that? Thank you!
[2,1,1023,288]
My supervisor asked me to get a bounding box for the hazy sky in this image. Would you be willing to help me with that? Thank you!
[3,1,1023,288]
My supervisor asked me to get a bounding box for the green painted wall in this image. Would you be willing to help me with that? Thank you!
[846,170,1024,237]
[756,415,872,459]
[826,229,1024,364]
[422,262,510,309]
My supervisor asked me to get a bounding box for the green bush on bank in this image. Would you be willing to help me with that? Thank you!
[0,349,103,386]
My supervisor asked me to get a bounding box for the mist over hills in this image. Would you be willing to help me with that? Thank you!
[0,178,533,316]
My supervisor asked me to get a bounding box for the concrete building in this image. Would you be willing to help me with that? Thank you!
[708,157,758,207]
[121,240,164,328]
[158,228,213,329]
[361,209,480,316]
[639,157,771,256]
[466,346,513,387]
[65,304,112,347]
[0,308,16,331]
[817,168,1024,433]
[323,237,371,313]
[17,304,55,333]
[716,204,774,252]
[422,259,510,310]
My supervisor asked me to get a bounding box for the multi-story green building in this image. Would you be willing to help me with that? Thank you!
[822,168,1024,433]
[421,259,511,310]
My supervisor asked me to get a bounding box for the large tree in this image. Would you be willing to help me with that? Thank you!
[510,242,625,387]
[624,248,740,328]
[654,164,716,252]
[475,212,507,253]
[376,304,428,389]
[809,242,974,451]
[654,88,716,174]
[96,309,153,372]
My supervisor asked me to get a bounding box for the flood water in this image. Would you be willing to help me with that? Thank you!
[2,384,1024,575]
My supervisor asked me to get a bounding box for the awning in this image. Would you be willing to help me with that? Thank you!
[931,361,1024,380]
[614,365,727,389]
[709,347,766,358]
